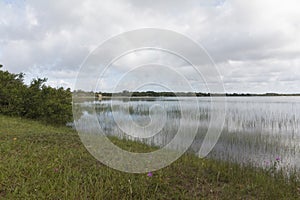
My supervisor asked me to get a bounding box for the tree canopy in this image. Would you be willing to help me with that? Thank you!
[0,65,72,125]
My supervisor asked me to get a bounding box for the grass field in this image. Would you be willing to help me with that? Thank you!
[0,115,299,199]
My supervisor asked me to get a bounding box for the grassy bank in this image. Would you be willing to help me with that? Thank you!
[0,115,299,199]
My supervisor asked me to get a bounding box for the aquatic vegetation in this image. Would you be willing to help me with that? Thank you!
[76,96,300,173]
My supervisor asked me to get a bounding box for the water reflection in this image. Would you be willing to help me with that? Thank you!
[75,96,300,171]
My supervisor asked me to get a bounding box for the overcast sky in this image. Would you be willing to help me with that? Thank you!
[1,0,300,93]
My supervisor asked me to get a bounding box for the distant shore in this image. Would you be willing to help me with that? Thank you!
[73,91,300,101]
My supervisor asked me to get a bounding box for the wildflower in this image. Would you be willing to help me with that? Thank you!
[13,137,17,141]
[147,172,153,177]
[275,157,280,161]
[264,161,270,165]
[54,168,59,172]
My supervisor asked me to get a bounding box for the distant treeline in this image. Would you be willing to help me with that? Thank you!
[94,90,300,97]
[0,65,72,125]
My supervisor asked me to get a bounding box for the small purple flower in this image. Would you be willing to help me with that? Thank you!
[54,168,59,172]
[264,161,270,165]
[276,157,280,161]
[147,172,153,177]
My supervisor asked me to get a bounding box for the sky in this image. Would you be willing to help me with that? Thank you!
[0,0,300,93]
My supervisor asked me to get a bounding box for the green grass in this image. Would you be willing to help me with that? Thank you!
[0,115,299,199]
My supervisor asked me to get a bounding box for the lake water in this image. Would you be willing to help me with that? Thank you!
[74,96,300,172]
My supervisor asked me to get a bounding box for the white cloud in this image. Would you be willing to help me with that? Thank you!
[0,0,299,93]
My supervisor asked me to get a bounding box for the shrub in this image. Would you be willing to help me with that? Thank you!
[0,65,72,125]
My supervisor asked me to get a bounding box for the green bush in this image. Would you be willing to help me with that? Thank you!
[0,65,72,125]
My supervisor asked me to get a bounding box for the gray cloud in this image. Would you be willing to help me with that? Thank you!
[0,0,299,93]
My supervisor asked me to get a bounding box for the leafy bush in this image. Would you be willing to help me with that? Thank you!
[0,65,72,125]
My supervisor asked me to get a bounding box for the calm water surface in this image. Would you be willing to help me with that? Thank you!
[75,96,300,171]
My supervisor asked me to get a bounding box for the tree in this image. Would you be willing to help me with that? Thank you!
[0,65,72,125]
[0,65,26,115]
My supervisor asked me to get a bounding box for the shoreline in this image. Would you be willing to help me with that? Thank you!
[1,114,299,199]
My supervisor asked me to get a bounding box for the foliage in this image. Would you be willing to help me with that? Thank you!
[0,65,26,116]
[95,91,300,97]
[0,65,72,125]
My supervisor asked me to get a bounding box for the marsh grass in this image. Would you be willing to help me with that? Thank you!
[0,115,299,199]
